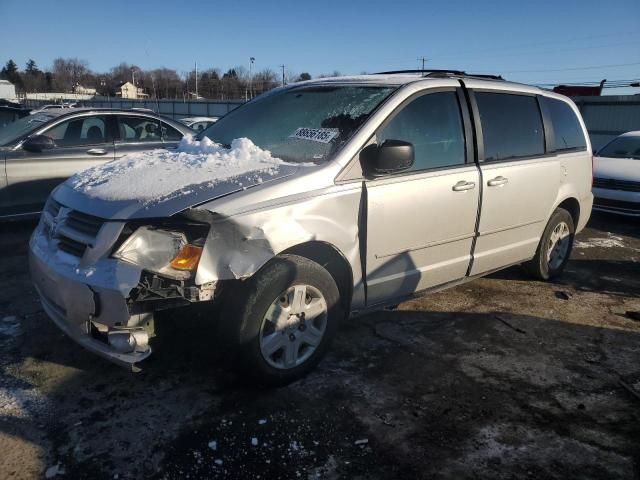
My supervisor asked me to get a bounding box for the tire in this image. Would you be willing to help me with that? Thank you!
[220,254,342,385]
[525,208,575,281]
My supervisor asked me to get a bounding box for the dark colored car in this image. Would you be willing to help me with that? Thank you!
[0,101,31,129]
[0,108,192,218]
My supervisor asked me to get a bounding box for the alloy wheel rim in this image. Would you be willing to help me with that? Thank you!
[546,221,571,270]
[259,284,328,370]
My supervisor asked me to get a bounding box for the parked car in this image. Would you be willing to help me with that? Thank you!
[0,108,192,218]
[592,131,640,216]
[30,71,593,383]
[0,102,31,129]
[29,103,77,115]
[178,116,219,132]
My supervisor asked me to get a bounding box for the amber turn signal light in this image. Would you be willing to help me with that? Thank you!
[170,244,203,270]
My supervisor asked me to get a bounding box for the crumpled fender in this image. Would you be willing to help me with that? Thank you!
[192,185,364,306]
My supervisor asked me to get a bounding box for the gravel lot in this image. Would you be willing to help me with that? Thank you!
[1,212,639,479]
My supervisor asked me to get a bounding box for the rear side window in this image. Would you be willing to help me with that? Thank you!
[378,91,465,172]
[117,116,161,142]
[546,98,586,151]
[476,92,544,161]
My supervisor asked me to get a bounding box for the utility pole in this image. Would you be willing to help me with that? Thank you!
[195,61,198,99]
[417,57,428,71]
[280,64,286,87]
[249,57,255,99]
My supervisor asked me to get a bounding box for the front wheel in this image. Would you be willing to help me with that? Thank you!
[525,208,575,280]
[221,254,342,385]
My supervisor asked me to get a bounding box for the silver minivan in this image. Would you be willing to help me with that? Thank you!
[29,71,593,384]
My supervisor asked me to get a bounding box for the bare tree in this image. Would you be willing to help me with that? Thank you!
[51,57,90,92]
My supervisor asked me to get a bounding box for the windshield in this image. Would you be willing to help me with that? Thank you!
[0,113,56,147]
[198,85,395,163]
[598,135,640,160]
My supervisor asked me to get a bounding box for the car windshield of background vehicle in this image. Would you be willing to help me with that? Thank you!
[199,85,396,163]
[0,113,56,147]
[598,136,640,160]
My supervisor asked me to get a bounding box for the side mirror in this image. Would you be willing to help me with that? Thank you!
[360,139,414,177]
[22,134,56,153]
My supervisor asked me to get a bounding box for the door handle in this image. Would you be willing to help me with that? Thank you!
[452,180,476,192]
[487,176,508,187]
[87,148,108,155]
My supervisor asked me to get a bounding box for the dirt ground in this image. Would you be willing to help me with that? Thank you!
[0,212,638,480]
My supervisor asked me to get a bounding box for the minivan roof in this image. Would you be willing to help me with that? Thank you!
[300,71,544,94]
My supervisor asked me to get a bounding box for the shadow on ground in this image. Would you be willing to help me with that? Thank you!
[3,305,639,479]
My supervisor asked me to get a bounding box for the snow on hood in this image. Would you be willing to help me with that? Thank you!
[70,136,286,203]
[54,136,301,220]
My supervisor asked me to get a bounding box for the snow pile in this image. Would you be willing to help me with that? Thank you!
[574,234,625,249]
[70,136,286,203]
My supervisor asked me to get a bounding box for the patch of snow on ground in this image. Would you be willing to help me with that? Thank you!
[0,387,47,419]
[574,234,625,249]
[0,316,50,420]
[69,136,286,203]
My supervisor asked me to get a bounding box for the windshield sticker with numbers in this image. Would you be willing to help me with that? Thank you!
[289,128,339,144]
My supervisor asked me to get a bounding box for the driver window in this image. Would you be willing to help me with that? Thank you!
[378,91,465,172]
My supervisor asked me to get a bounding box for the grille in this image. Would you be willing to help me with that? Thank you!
[58,236,88,256]
[42,199,105,258]
[66,210,104,236]
[593,177,640,192]
[45,198,61,218]
[593,197,640,213]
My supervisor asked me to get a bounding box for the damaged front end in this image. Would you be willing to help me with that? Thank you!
[29,199,219,371]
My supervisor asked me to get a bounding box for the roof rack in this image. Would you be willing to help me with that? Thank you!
[375,69,466,76]
[373,69,504,81]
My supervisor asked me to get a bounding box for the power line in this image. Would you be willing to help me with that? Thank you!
[429,30,640,60]
[497,61,640,74]
[432,40,638,62]
[379,31,640,67]
[534,78,640,88]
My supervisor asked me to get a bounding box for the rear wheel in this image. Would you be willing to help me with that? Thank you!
[221,254,342,385]
[525,208,575,280]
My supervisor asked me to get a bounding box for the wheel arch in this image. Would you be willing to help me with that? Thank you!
[555,196,581,228]
[280,241,354,314]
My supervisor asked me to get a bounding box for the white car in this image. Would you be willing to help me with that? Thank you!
[178,116,219,133]
[29,103,77,115]
[593,131,640,216]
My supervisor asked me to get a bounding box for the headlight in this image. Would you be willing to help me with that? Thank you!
[113,226,203,279]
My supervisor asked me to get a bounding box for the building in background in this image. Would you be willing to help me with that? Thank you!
[0,79,16,100]
[115,81,148,99]
[74,84,97,95]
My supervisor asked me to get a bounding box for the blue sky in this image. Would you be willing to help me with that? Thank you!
[1,0,639,94]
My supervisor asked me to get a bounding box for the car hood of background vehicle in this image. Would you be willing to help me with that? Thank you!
[594,156,640,183]
[52,137,301,220]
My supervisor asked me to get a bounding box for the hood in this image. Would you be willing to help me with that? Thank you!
[594,156,640,183]
[53,136,300,220]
